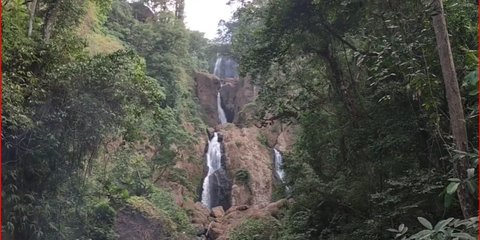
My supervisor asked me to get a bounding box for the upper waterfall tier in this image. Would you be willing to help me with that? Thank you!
[213,55,239,79]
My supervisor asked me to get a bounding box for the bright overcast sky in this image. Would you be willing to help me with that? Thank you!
[184,0,239,39]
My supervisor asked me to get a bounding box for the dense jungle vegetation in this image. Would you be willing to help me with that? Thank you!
[3,0,212,238]
[223,0,478,239]
[2,0,478,239]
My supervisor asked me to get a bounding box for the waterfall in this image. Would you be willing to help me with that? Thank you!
[213,56,223,77]
[273,149,286,182]
[217,92,227,124]
[213,54,238,79]
[214,55,228,124]
[201,133,223,208]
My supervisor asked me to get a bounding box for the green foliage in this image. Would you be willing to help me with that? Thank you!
[2,0,210,238]
[234,169,250,185]
[226,0,478,239]
[235,141,243,148]
[107,147,152,198]
[148,188,194,234]
[165,167,196,193]
[256,132,269,147]
[389,217,478,240]
[86,202,118,240]
[229,218,280,240]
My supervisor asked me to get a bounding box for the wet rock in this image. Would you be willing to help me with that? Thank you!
[208,169,232,210]
[206,128,215,139]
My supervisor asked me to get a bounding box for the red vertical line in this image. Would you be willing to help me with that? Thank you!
[477,0,480,233]
[0,0,3,237]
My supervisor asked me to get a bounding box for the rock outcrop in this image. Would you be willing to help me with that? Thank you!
[194,72,255,127]
[219,78,255,123]
[207,168,232,210]
[218,125,273,206]
[115,206,171,240]
[211,206,225,218]
[190,67,299,240]
[205,199,291,240]
[194,72,221,127]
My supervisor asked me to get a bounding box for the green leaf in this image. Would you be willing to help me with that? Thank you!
[444,191,454,208]
[387,228,399,233]
[434,218,453,231]
[450,232,476,240]
[398,223,405,232]
[446,182,460,194]
[417,217,433,230]
[466,181,476,194]
[410,229,432,239]
[448,178,461,182]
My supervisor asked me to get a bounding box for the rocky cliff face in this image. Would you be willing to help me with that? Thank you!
[194,72,255,127]
[194,72,221,127]
[219,78,255,123]
[186,70,298,239]
[217,125,274,206]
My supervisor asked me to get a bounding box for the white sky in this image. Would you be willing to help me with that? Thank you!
[184,0,239,39]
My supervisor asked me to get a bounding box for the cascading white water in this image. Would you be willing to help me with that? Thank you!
[217,92,227,124]
[201,133,223,208]
[273,149,286,182]
[214,55,228,124]
[213,56,223,77]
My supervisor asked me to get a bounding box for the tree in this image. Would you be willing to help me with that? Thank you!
[431,0,474,219]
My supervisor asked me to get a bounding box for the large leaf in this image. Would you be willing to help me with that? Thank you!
[434,218,453,231]
[417,217,433,230]
[463,70,478,96]
[409,229,432,239]
[446,182,460,195]
[450,232,476,240]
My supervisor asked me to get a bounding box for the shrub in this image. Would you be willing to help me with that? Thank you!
[148,188,195,235]
[229,218,280,240]
[235,169,250,185]
[86,201,117,240]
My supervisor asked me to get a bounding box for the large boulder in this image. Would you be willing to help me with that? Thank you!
[187,201,210,227]
[211,206,225,218]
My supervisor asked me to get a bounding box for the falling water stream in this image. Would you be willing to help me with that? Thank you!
[217,92,227,124]
[214,55,228,125]
[202,55,288,211]
[273,149,286,182]
[201,55,230,209]
[201,133,223,208]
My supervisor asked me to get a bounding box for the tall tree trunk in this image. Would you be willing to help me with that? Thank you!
[175,0,184,20]
[27,0,39,37]
[320,48,362,119]
[431,0,474,218]
[42,1,62,44]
